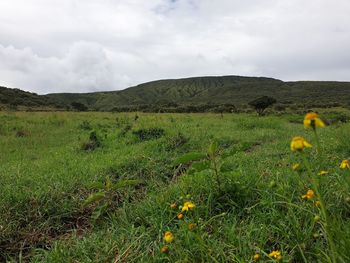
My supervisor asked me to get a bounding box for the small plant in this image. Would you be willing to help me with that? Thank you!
[15,129,31,137]
[165,132,189,150]
[159,195,198,255]
[323,111,350,124]
[119,124,132,137]
[83,176,141,221]
[173,142,233,192]
[132,128,165,141]
[0,124,6,136]
[79,121,92,130]
[81,131,102,151]
[115,116,131,128]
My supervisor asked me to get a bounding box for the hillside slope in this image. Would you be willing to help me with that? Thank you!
[0,86,64,110]
[46,76,350,111]
[2,75,350,111]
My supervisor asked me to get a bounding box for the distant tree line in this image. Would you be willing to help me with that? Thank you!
[110,103,237,113]
[69,95,349,114]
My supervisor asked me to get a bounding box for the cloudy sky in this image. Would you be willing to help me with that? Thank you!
[0,0,350,94]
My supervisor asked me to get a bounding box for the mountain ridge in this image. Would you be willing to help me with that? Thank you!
[1,75,350,111]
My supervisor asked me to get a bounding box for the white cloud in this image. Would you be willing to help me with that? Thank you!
[0,42,132,93]
[0,0,350,93]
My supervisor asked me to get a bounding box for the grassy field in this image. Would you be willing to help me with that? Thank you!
[1,111,350,262]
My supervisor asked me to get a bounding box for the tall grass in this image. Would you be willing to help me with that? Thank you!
[1,111,350,262]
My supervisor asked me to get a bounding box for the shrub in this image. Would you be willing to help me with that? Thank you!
[165,132,189,150]
[15,130,31,137]
[132,128,165,141]
[81,131,102,151]
[119,124,132,137]
[248,96,277,115]
[71,102,88,111]
[79,121,92,130]
[323,111,350,124]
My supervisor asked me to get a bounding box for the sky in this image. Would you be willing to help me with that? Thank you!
[0,0,350,94]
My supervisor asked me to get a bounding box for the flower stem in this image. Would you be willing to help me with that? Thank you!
[313,128,322,155]
[211,156,222,192]
[301,152,337,262]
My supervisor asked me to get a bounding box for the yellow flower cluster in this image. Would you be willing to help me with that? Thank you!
[161,231,174,253]
[162,197,197,254]
[252,250,282,261]
[176,200,196,220]
[269,250,282,260]
[289,112,350,261]
[290,112,326,151]
[181,201,196,212]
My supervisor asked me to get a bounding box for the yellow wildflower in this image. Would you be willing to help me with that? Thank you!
[177,213,184,220]
[253,253,261,261]
[269,250,282,260]
[318,170,328,176]
[181,201,196,212]
[163,231,174,243]
[340,160,350,169]
[303,112,325,129]
[315,200,321,207]
[290,137,312,152]
[292,163,301,171]
[161,246,169,254]
[170,203,177,209]
[188,223,196,231]
[302,189,315,200]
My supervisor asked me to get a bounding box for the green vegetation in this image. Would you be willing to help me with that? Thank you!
[47,76,350,111]
[71,102,88,112]
[0,86,64,111]
[1,110,350,262]
[3,75,350,112]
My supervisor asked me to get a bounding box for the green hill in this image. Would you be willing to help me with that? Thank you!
[0,86,64,110]
[46,75,350,111]
[2,75,350,111]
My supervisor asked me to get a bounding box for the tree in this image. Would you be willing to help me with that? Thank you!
[71,101,88,111]
[248,96,276,115]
